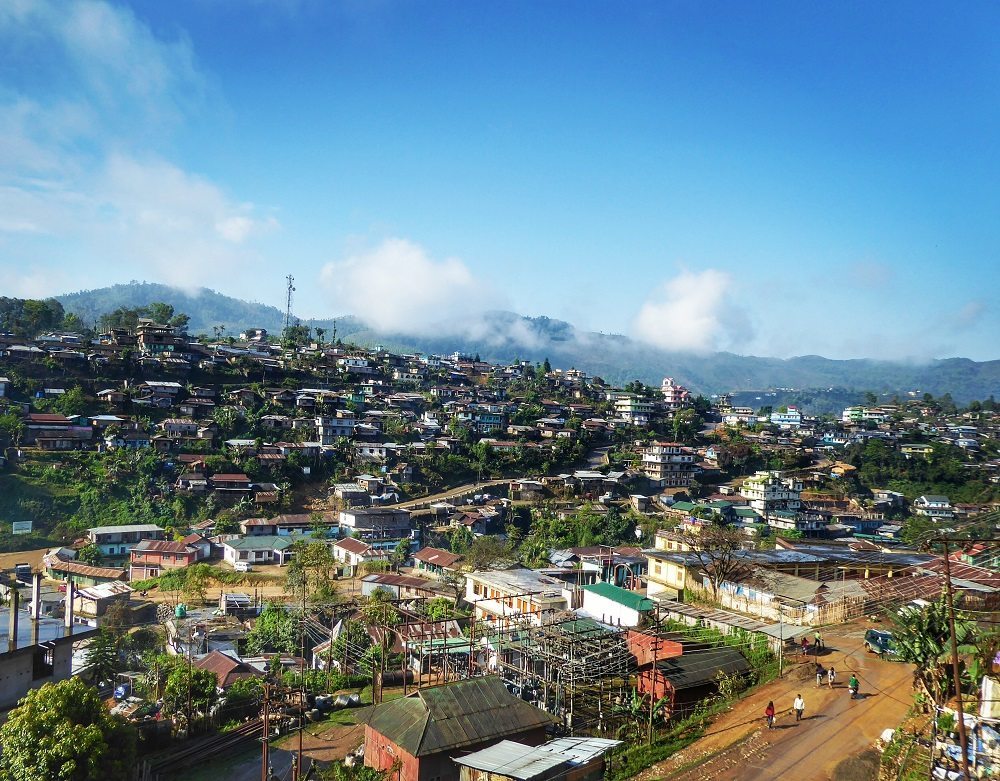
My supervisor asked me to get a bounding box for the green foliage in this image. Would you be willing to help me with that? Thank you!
[891,595,977,704]
[284,539,338,602]
[0,677,137,781]
[330,620,374,674]
[245,602,298,656]
[221,676,264,721]
[448,525,474,554]
[463,535,508,570]
[844,439,999,503]
[84,629,121,685]
[162,666,218,717]
[424,597,455,621]
[319,762,390,781]
[97,301,189,332]
[521,502,636,552]
[606,703,724,781]
[360,588,401,627]
[0,296,66,338]
[77,544,102,566]
[182,563,213,605]
[34,387,88,417]
[0,412,25,446]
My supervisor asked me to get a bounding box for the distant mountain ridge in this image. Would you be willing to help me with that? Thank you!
[57,282,366,340]
[56,282,1000,402]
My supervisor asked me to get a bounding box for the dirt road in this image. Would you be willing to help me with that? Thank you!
[639,622,914,781]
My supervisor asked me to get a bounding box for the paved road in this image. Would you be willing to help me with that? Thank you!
[386,478,511,510]
[384,443,613,510]
[640,622,914,781]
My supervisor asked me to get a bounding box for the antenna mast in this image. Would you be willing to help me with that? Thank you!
[284,274,295,333]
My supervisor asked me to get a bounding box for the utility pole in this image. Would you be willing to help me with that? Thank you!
[293,587,307,781]
[778,603,784,678]
[261,683,270,781]
[468,615,476,678]
[941,539,972,781]
[647,629,660,744]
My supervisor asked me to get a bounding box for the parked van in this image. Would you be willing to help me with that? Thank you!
[234,561,253,573]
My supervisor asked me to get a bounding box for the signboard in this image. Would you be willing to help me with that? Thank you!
[11,521,32,535]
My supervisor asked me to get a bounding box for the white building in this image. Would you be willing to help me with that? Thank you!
[316,415,356,444]
[640,442,696,487]
[660,378,690,410]
[332,537,385,568]
[465,569,569,625]
[614,396,654,426]
[740,471,803,515]
[770,407,803,429]
[578,583,653,627]
[913,495,954,521]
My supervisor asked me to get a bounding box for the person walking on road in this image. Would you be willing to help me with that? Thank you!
[815,663,824,687]
[814,631,823,650]
[801,636,809,656]
[793,694,805,722]
[848,674,859,699]
[827,666,836,688]
[765,701,776,730]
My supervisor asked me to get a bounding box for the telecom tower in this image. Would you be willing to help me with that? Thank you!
[283,274,295,333]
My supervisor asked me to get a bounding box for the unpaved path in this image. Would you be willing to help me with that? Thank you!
[638,621,914,781]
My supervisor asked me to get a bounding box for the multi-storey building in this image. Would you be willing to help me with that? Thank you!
[842,406,889,425]
[641,442,696,487]
[338,508,414,551]
[739,471,803,515]
[913,495,954,521]
[614,395,654,426]
[660,377,690,410]
[129,540,199,580]
[464,569,568,625]
[769,406,803,429]
[315,414,356,444]
[87,524,165,558]
[136,319,181,355]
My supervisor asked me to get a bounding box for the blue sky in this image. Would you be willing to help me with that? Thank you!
[1,1,997,360]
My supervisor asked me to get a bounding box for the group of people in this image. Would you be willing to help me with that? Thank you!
[815,663,836,687]
[763,674,860,729]
[800,631,824,656]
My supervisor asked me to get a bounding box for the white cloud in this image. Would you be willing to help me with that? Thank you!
[0,0,276,297]
[320,239,500,334]
[631,268,749,353]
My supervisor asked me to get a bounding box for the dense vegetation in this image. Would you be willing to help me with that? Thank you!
[843,439,1000,504]
[55,282,1000,399]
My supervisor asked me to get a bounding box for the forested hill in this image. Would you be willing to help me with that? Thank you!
[57,282,366,340]
[56,282,1000,402]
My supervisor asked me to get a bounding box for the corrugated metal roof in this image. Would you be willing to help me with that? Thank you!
[366,677,556,756]
[454,737,622,779]
[581,582,653,612]
[656,645,750,690]
[452,740,567,780]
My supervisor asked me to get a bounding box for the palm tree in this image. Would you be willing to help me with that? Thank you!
[891,595,977,705]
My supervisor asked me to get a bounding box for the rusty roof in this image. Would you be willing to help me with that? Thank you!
[193,650,262,689]
[365,677,556,757]
[413,546,463,568]
[43,553,125,580]
[334,537,371,555]
[132,540,196,555]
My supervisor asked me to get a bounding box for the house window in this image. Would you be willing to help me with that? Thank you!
[32,647,55,680]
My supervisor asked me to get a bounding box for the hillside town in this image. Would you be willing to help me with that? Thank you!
[1,306,1000,781]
